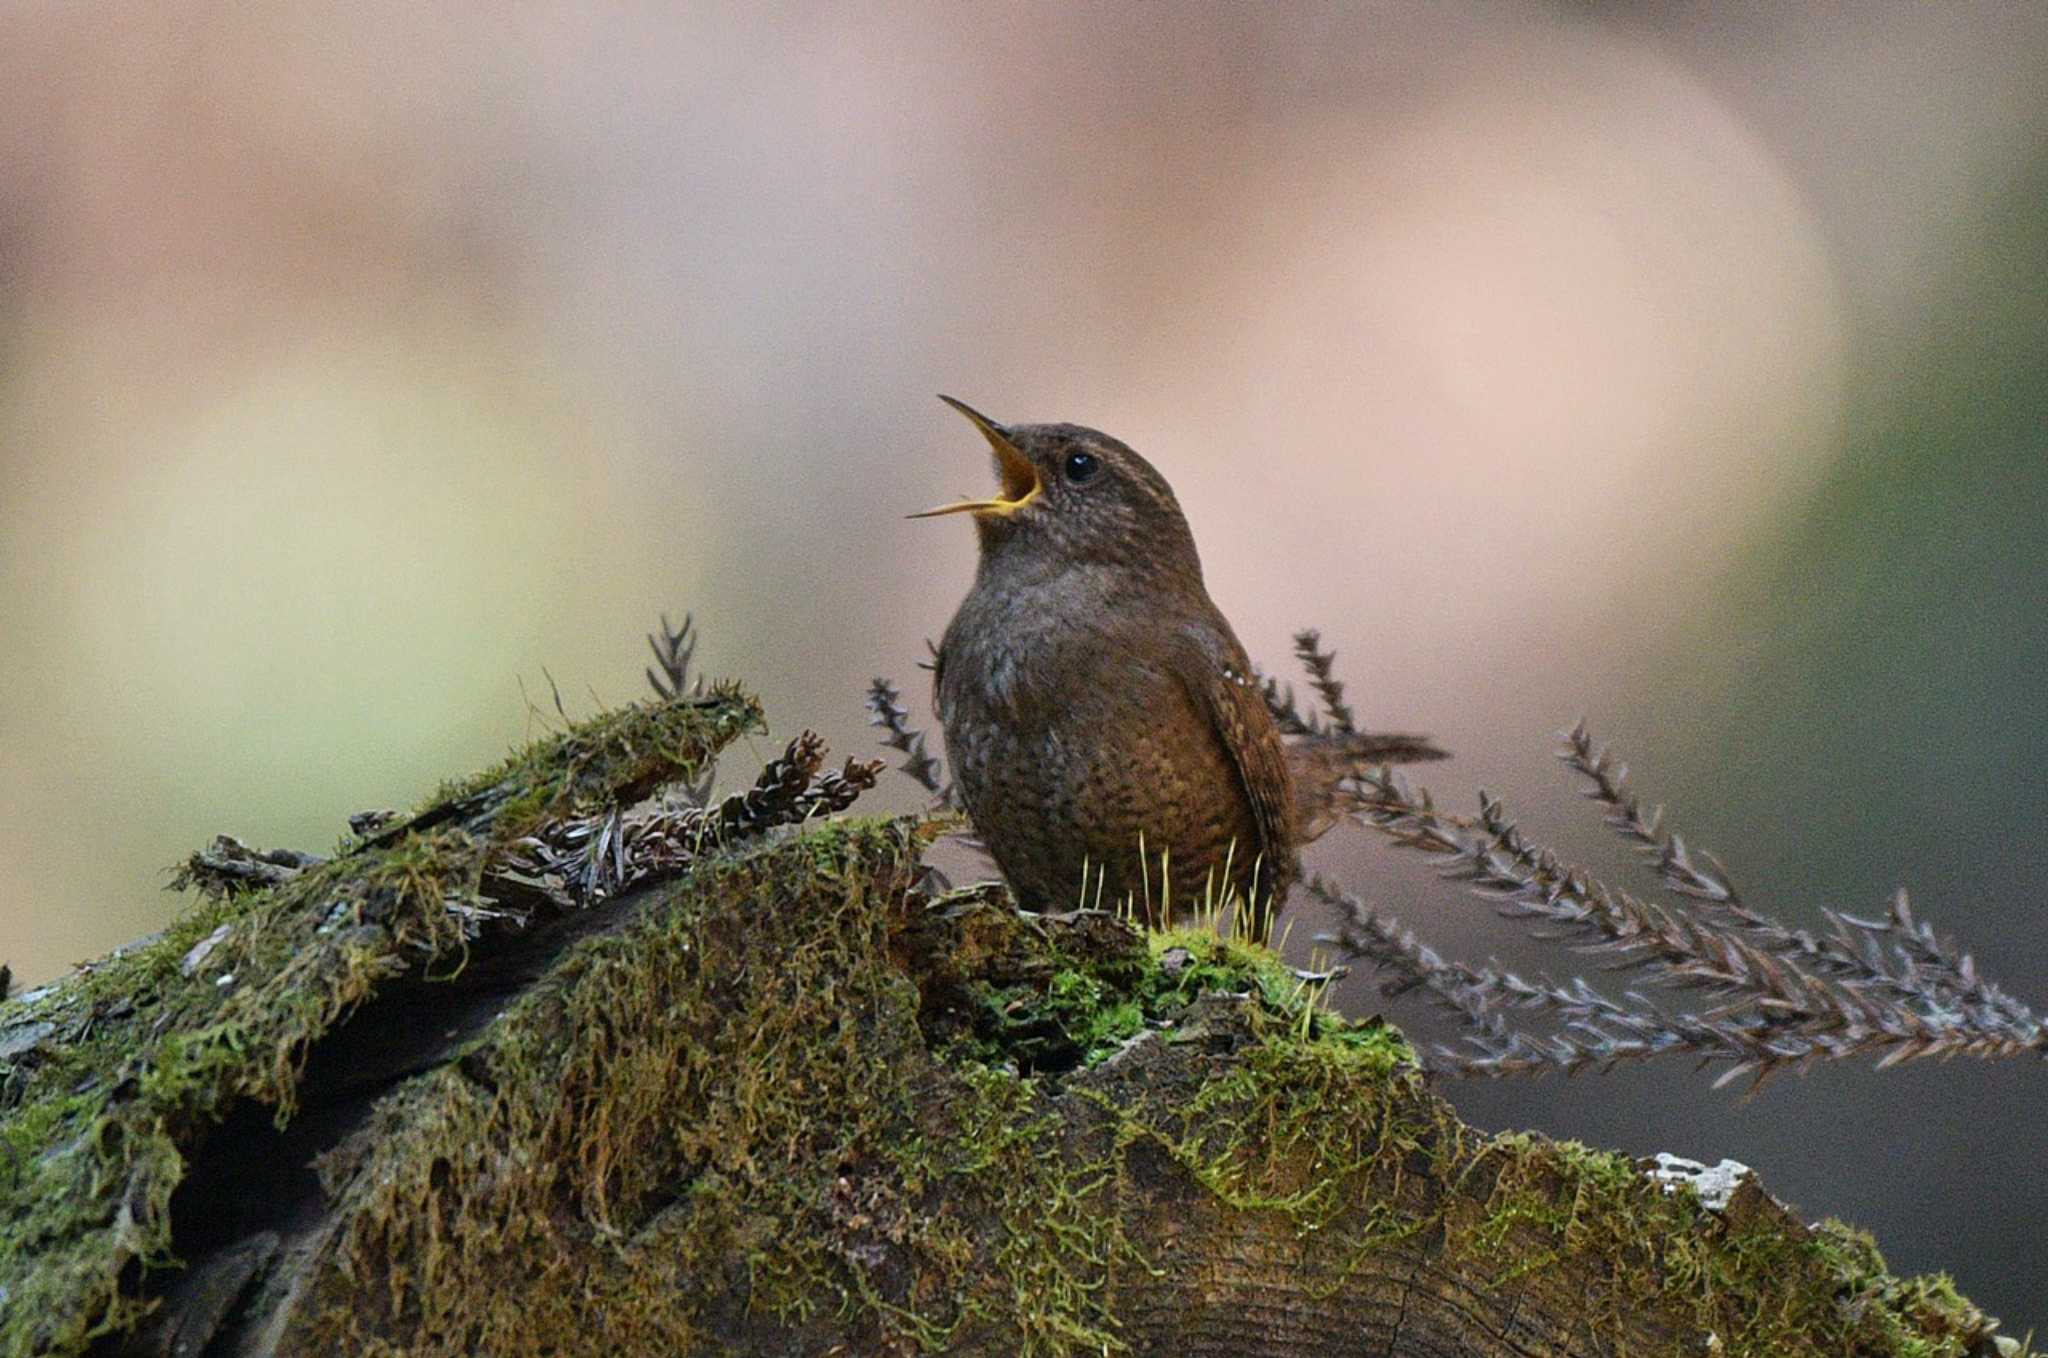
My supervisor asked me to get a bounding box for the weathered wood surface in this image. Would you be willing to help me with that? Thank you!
[0,693,2012,1358]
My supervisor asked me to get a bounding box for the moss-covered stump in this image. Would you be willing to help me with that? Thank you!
[0,698,2014,1358]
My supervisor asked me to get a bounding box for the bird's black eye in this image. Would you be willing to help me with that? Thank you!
[1063,450,1100,484]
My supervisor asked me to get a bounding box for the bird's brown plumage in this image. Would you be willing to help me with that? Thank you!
[924,401,1299,937]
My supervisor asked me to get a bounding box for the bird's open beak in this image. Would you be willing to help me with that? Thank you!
[909,395,1043,519]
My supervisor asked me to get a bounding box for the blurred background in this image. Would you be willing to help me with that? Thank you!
[2,0,2043,1328]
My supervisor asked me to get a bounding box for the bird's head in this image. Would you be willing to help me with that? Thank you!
[913,396,1203,587]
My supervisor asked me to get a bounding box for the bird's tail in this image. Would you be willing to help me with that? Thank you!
[1287,731,1449,843]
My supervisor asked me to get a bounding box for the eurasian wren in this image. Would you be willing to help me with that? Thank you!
[919,397,1299,939]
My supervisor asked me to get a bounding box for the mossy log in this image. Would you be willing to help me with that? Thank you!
[0,691,2012,1358]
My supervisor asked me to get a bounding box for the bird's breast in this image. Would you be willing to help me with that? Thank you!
[940,572,1128,716]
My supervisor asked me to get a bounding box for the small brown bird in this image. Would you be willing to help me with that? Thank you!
[918,397,1439,941]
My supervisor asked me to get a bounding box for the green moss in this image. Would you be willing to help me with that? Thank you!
[936,912,1412,1077]
[879,904,1436,1350]
[291,836,1392,1356]
[1,681,2013,1355]
[0,691,756,1358]
[300,815,940,1354]
[914,1063,1131,1355]
[0,840,489,1356]
[912,902,2001,1356]
[1436,1130,2015,1357]
[420,682,762,839]
[1805,1222,2009,1358]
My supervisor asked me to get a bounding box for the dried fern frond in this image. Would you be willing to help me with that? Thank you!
[503,731,884,904]
[1261,631,1447,779]
[646,612,701,702]
[1557,724,2035,1027]
[1307,876,1514,1040]
[1292,628,1358,735]
[644,612,716,804]
[1320,728,2046,1089]
[1262,629,1357,736]
[866,675,951,804]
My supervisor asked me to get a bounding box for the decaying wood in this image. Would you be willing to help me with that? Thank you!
[0,690,2016,1358]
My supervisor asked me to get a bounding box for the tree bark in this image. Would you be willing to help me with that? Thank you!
[0,693,2013,1358]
